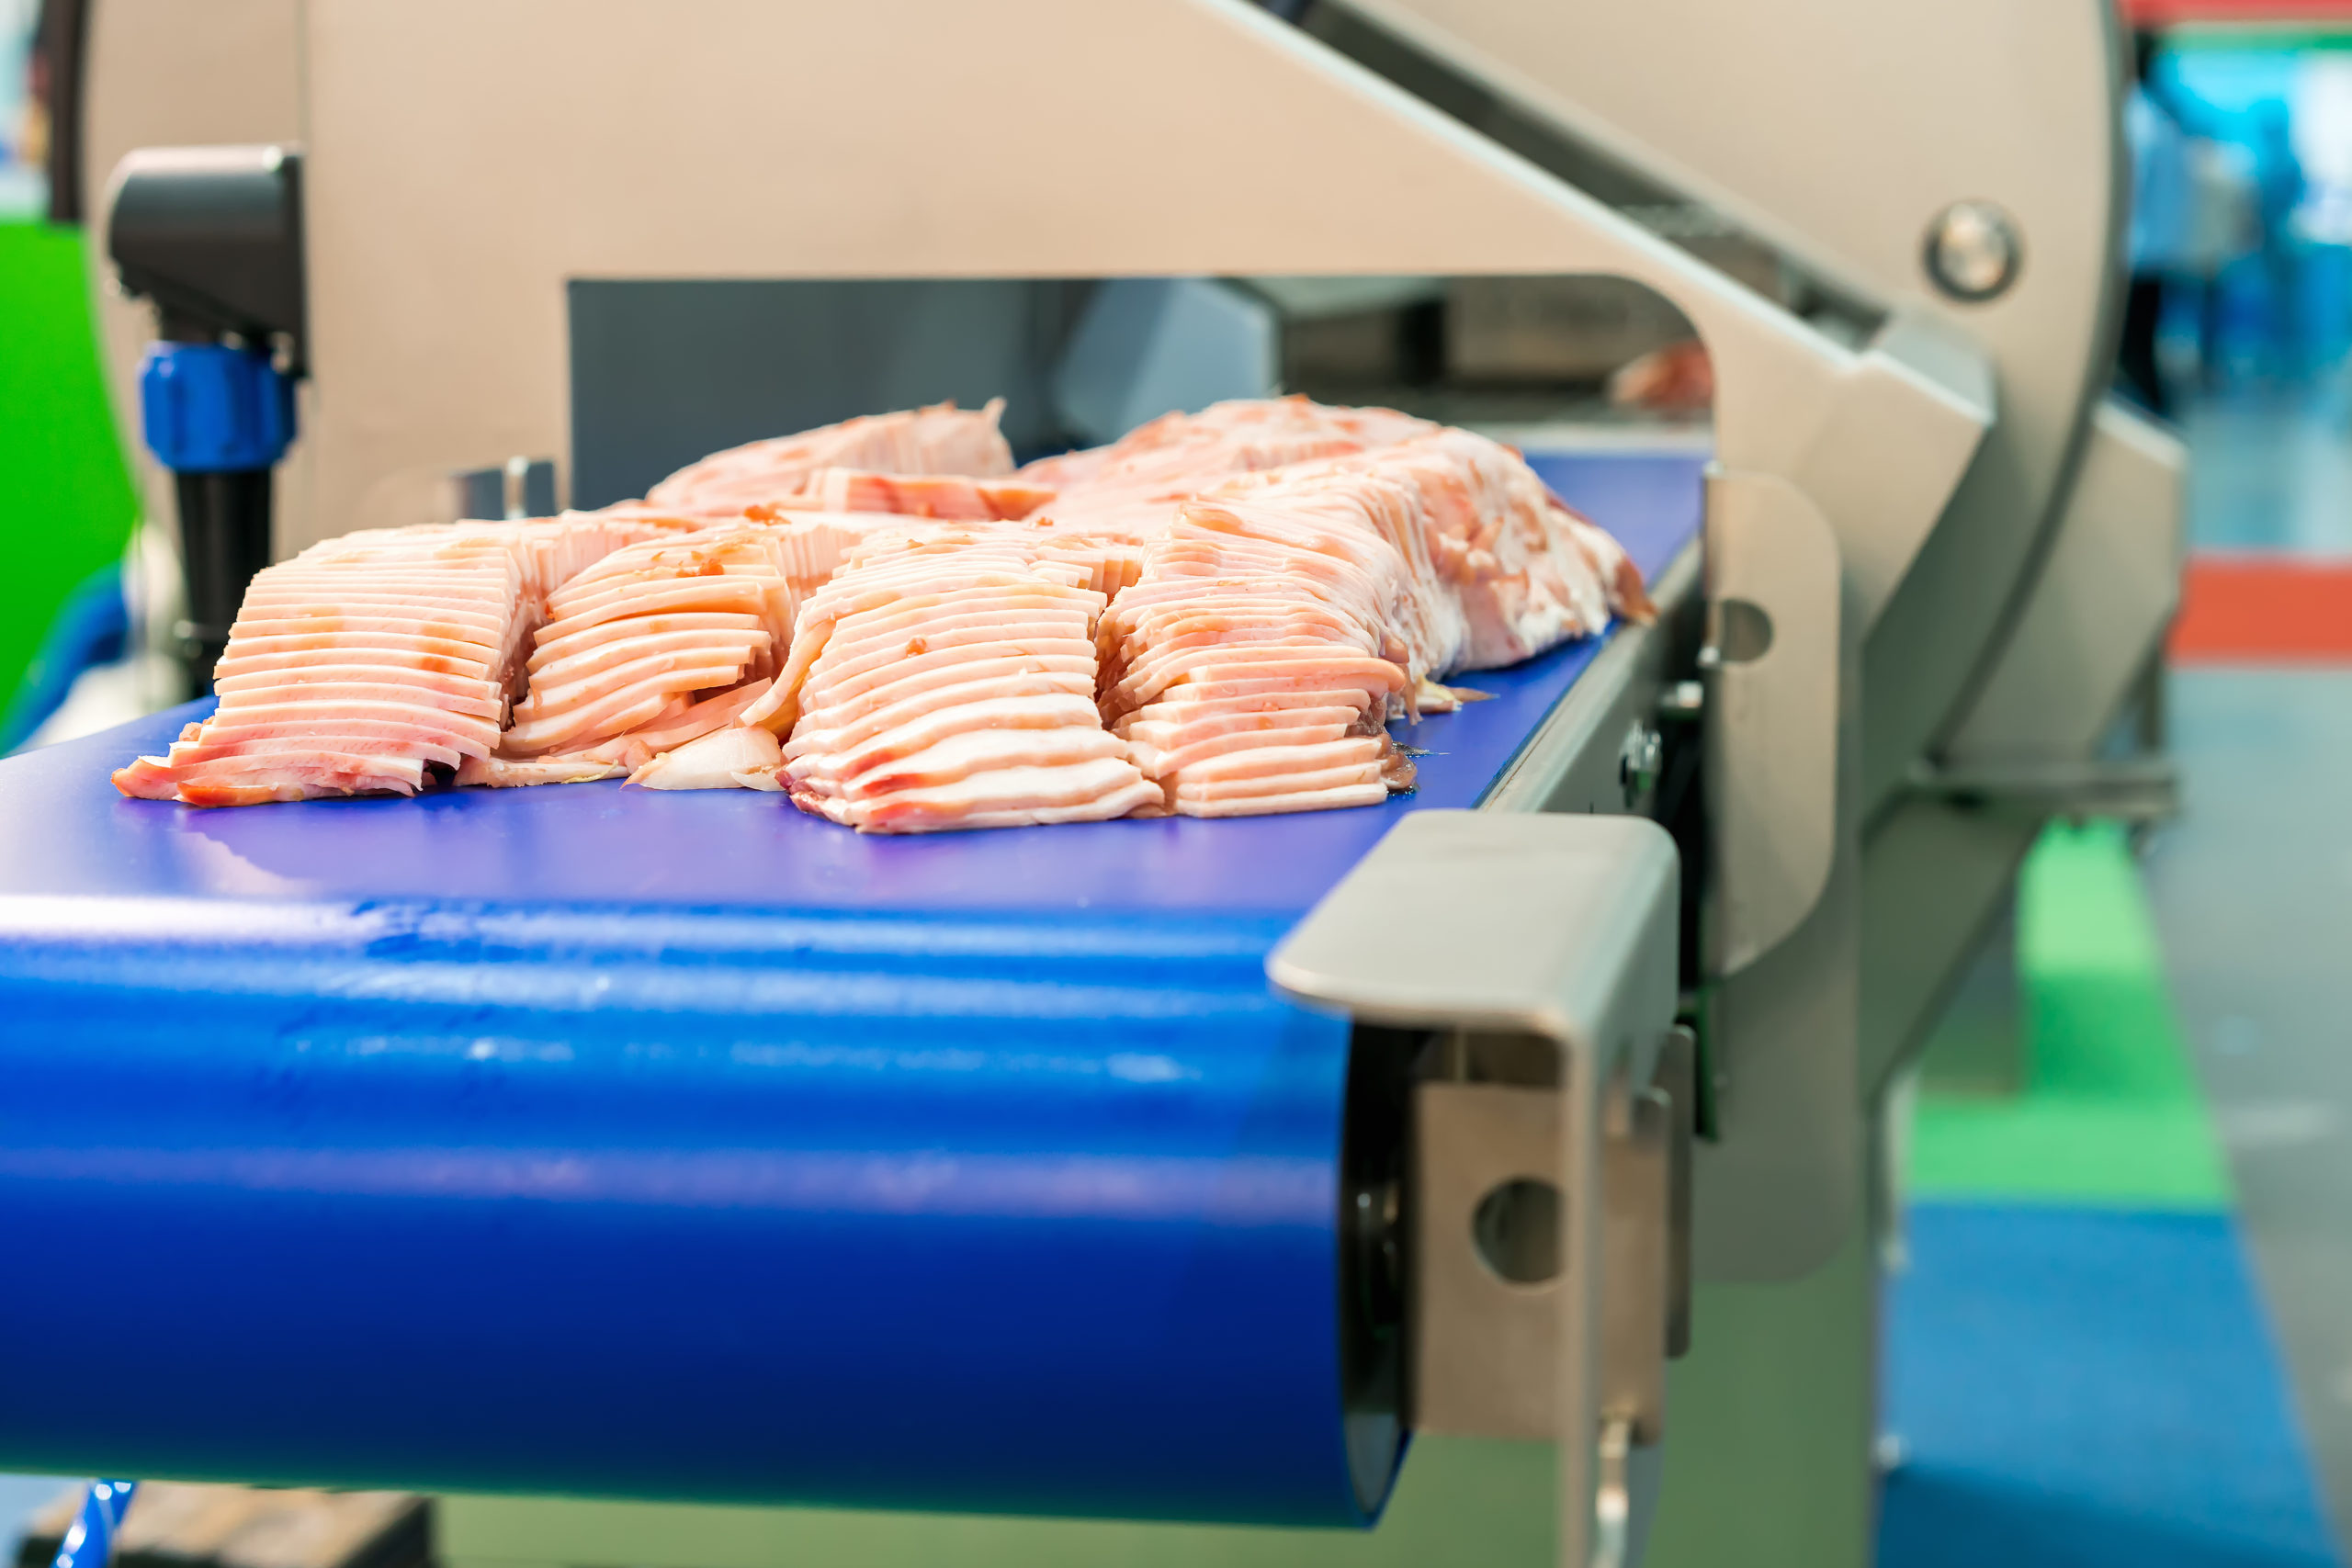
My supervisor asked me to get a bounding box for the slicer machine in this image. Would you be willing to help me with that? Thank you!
[8,2,2179,1565]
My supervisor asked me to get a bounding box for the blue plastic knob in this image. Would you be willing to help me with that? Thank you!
[138,342,296,474]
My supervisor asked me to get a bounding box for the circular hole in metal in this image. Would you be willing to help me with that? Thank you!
[1472,1177,1562,1285]
[1714,597,1774,664]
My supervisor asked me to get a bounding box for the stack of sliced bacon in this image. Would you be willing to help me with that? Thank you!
[646,400,1016,519]
[114,398,1651,828]
[112,515,656,806]
[1338,430,1649,664]
[1094,426,1649,818]
[1219,427,1654,670]
[741,528,1160,831]
[1098,481,1426,818]
[472,513,893,785]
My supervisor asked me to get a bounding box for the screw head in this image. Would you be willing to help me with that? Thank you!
[1923,200,2022,303]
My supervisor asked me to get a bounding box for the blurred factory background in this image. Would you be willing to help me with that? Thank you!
[3,3,2352,1568]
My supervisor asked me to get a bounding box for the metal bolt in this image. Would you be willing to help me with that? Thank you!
[1922,200,2022,303]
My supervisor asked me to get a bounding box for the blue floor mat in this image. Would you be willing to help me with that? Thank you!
[1880,1203,2341,1567]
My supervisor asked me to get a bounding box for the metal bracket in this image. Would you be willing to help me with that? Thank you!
[1268,811,1680,1568]
[1704,467,1842,977]
[1413,1073,1566,1441]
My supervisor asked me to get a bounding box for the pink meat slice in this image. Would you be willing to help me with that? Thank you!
[194,684,503,727]
[505,661,755,757]
[808,618,1094,693]
[527,612,769,672]
[647,400,1014,515]
[516,663,772,739]
[210,666,505,704]
[781,663,1096,747]
[602,679,775,757]
[796,725,1135,802]
[802,758,1167,833]
[755,470,1055,522]
[1022,396,1438,517]
[785,671,1095,759]
[236,592,513,625]
[1124,711,1365,778]
[1104,649,1408,721]
[1170,781,1392,818]
[526,626,769,694]
[790,694,1116,787]
[165,701,501,752]
[211,649,487,680]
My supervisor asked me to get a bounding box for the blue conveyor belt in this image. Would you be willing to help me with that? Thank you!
[0,452,1700,1524]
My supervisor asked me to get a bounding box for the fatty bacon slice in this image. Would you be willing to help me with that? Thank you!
[748,470,1054,523]
[744,528,1159,832]
[1021,395,1436,506]
[1099,483,1429,819]
[112,514,656,806]
[646,400,1015,517]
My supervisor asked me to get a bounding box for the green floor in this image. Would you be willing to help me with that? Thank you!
[1908,821,2230,1210]
[0,222,141,713]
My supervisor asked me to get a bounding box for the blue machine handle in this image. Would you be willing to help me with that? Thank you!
[52,1480,138,1568]
[134,342,297,684]
[138,343,294,475]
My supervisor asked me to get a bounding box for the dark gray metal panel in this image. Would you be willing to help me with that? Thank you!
[566,279,1091,508]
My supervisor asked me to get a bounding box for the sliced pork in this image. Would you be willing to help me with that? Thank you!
[742,528,1159,832]
[111,514,656,806]
[116,399,1654,825]
[1099,487,1423,819]
[647,400,1014,516]
[1219,427,1654,669]
[1096,427,1652,818]
[748,471,1053,523]
[1024,396,1436,511]
[493,514,883,767]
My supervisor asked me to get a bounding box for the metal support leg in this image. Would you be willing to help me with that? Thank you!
[1637,1175,1879,1568]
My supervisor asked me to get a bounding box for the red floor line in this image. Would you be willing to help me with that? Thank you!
[2169,555,2352,666]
